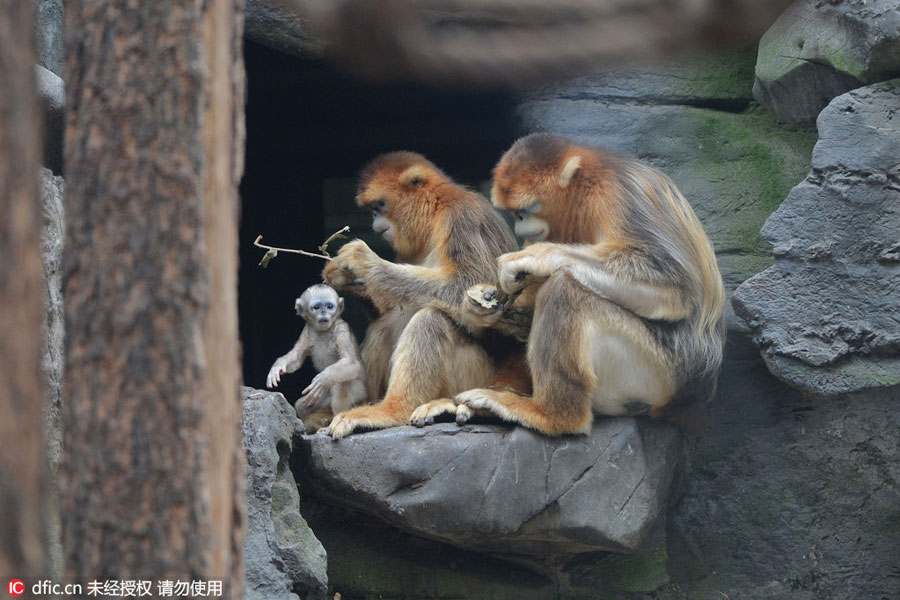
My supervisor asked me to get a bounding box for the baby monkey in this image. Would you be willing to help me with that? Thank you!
[266,284,368,432]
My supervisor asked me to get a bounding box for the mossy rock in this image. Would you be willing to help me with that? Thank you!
[752,0,900,125]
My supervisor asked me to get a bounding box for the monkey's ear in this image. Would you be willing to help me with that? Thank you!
[558,155,582,188]
[399,165,429,187]
[337,297,345,314]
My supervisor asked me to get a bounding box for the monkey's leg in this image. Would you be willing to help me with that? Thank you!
[452,348,532,425]
[329,377,369,416]
[328,307,494,439]
[463,272,679,434]
[457,273,601,435]
[300,408,334,434]
[454,387,568,430]
[329,382,353,415]
[295,388,333,418]
[359,308,408,402]
[411,324,531,428]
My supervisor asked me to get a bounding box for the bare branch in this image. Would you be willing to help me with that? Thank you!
[253,226,353,268]
[254,235,333,262]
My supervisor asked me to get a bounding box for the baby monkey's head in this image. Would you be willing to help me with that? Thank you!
[296,284,344,332]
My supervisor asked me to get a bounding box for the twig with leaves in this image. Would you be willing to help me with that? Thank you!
[254,226,350,268]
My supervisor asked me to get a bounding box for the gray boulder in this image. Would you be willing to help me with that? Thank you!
[296,419,681,557]
[670,350,900,599]
[753,0,900,125]
[243,388,327,600]
[732,81,900,397]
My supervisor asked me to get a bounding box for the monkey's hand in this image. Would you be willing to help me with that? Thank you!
[461,284,505,328]
[323,240,381,287]
[299,373,330,408]
[497,250,544,295]
[322,257,362,290]
[266,360,288,388]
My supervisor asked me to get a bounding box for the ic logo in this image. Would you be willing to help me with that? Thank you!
[7,579,25,597]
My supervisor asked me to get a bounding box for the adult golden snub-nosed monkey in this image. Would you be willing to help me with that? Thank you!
[322,152,519,439]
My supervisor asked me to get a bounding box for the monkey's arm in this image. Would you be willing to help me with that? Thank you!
[498,242,694,322]
[300,321,364,405]
[365,262,462,310]
[266,328,311,388]
[427,284,534,341]
[327,240,466,313]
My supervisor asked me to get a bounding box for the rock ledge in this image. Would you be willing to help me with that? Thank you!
[295,419,681,558]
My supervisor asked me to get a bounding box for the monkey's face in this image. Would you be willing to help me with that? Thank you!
[298,290,344,332]
[357,160,435,260]
[493,144,591,244]
[512,203,549,242]
[359,192,411,258]
[492,148,555,243]
[365,197,396,244]
[492,177,551,243]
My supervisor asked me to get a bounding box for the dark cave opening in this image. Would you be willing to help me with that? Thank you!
[238,40,522,403]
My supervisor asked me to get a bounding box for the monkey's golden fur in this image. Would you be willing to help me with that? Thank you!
[434,133,726,435]
[322,152,518,438]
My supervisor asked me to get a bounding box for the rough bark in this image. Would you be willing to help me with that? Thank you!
[0,0,49,581]
[62,0,246,593]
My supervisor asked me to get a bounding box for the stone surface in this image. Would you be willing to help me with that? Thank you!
[35,64,65,174]
[303,500,675,599]
[244,0,324,59]
[301,503,559,599]
[243,387,327,600]
[299,345,900,599]
[528,48,756,110]
[664,337,900,600]
[296,419,682,557]
[732,81,900,397]
[33,0,64,76]
[753,0,900,125]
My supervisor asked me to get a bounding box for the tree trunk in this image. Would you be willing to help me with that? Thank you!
[0,0,50,582]
[62,0,246,593]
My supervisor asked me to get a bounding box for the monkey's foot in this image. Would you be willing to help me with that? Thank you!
[299,408,334,434]
[323,404,402,440]
[409,399,459,427]
[454,388,590,435]
[454,403,474,425]
[454,388,518,423]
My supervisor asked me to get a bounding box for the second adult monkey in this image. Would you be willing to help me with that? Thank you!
[420,133,726,435]
[322,151,519,439]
